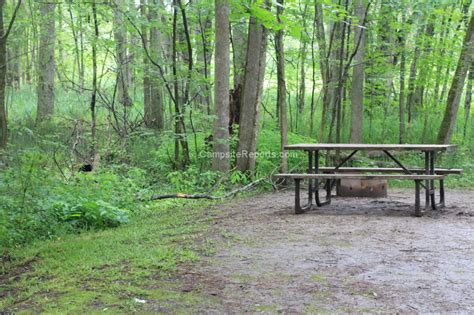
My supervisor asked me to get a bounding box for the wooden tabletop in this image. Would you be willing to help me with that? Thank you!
[284,143,457,152]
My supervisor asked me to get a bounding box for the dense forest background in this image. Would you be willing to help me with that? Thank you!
[0,0,473,249]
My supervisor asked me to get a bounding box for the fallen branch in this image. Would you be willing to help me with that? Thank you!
[150,178,266,201]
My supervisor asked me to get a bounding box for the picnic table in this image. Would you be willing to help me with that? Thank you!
[275,144,462,217]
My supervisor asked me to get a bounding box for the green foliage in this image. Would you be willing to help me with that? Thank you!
[167,166,221,192]
[0,145,148,249]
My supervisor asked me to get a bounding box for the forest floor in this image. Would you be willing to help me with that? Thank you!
[174,188,474,313]
[2,188,474,313]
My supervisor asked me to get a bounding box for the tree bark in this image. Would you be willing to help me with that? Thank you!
[229,18,247,131]
[236,7,269,173]
[143,0,164,130]
[309,3,318,138]
[90,0,99,166]
[398,12,407,144]
[463,66,473,138]
[172,0,190,168]
[113,0,132,107]
[36,1,56,123]
[0,1,7,148]
[349,0,366,143]
[275,0,287,173]
[297,4,308,114]
[406,44,421,127]
[437,14,474,144]
[197,10,212,113]
[321,18,341,142]
[212,0,230,172]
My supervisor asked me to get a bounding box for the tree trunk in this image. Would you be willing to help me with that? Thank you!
[236,8,269,173]
[90,0,99,166]
[413,21,435,113]
[349,0,366,143]
[36,1,56,123]
[212,0,230,172]
[67,1,83,92]
[143,0,164,130]
[197,10,212,113]
[113,0,132,107]
[406,46,420,127]
[298,40,307,114]
[0,1,7,148]
[297,5,307,114]
[437,14,474,144]
[309,3,318,138]
[314,1,327,141]
[398,12,406,144]
[463,66,473,138]
[229,18,247,131]
[333,0,348,146]
[275,0,287,173]
[321,19,341,142]
[172,0,190,169]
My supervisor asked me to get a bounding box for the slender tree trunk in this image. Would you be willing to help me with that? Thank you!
[113,0,132,107]
[437,14,474,144]
[440,2,471,105]
[78,3,85,92]
[143,0,164,130]
[172,1,180,166]
[197,11,212,113]
[229,19,247,131]
[67,1,83,92]
[297,5,308,114]
[349,0,366,143]
[398,12,406,144]
[36,1,56,123]
[178,0,193,107]
[413,21,435,113]
[314,1,328,141]
[275,0,287,173]
[0,1,7,148]
[406,46,420,126]
[298,40,307,114]
[90,0,99,166]
[141,0,150,124]
[172,0,190,169]
[236,4,269,173]
[309,3,317,138]
[322,19,341,142]
[334,1,348,146]
[433,14,449,104]
[212,0,230,172]
[463,66,473,138]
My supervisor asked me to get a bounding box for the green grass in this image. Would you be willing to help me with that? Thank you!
[0,198,217,313]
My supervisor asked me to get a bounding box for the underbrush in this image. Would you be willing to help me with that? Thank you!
[0,150,150,249]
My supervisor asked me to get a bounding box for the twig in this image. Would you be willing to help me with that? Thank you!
[53,147,68,181]
[150,178,266,201]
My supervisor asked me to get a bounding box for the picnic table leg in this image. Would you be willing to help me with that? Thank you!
[438,179,445,208]
[430,151,437,210]
[415,180,422,217]
[307,150,314,206]
[314,150,331,207]
[424,152,430,210]
[294,178,305,214]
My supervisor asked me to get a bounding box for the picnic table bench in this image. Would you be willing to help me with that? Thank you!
[275,144,462,217]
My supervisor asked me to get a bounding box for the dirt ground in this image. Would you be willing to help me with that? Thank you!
[177,188,474,313]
